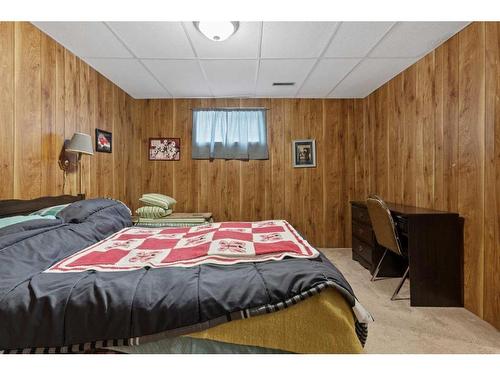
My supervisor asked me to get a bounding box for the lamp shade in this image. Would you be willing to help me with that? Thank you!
[66,132,94,155]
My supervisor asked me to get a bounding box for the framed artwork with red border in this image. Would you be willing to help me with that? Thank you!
[148,138,181,161]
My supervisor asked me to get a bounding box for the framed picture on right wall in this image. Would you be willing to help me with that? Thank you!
[292,139,316,168]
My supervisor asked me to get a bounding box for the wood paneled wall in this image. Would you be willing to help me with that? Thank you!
[127,98,362,248]
[0,21,359,248]
[0,22,133,204]
[351,22,500,329]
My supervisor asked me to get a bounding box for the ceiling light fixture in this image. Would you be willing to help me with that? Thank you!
[194,21,239,42]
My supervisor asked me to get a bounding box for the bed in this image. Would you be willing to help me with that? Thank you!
[0,196,371,354]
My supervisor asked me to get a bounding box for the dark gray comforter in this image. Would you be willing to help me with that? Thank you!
[0,199,368,352]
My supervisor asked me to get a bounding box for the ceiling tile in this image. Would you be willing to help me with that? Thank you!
[183,22,261,59]
[370,22,469,58]
[256,59,315,97]
[32,22,132,58]
[84,58,170,98]
[143,60,211,97]
[200,60,257,97]
[261,22,339,59]
[107,22,195,59]
[298,58,361,97]
[324,22,394,58]
[329,58,417,98]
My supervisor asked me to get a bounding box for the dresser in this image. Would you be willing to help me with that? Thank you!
[351,201,463,307]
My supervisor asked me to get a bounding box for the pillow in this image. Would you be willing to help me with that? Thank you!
[139,194,177,210]
[0,215,57,230]
[30,204,70,217]
[135,206,172,219]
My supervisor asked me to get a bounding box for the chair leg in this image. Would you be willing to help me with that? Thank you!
[391,266,410,301]
[371,248,388,281]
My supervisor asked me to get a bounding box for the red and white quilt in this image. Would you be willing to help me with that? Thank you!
[46,220,319,272]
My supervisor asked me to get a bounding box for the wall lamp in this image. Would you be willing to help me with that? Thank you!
[59,132,94,195]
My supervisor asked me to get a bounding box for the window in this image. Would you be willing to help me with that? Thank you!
[192,108,268,160]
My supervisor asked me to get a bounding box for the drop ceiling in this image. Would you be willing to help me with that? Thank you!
[32,21,469,99]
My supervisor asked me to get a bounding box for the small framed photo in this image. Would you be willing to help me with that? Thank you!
[149,138,181,161]
[95,129,112,153]
[292,139,316,168]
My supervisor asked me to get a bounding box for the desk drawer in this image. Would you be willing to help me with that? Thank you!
[352,222,374,245]
[352,205,371,225]
[352,236,373,265]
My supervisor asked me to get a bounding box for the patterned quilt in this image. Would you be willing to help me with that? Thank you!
[47,220,319,272]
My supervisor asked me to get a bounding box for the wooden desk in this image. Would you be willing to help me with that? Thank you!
[351,201,463,307]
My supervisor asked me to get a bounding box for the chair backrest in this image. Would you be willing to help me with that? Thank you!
[366,195,402,255]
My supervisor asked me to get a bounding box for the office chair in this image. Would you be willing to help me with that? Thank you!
[366,194,409,300]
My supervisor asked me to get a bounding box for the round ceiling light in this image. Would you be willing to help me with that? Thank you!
[194,21,239,42]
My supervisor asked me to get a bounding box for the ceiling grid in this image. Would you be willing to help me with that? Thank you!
[32,21,469,99]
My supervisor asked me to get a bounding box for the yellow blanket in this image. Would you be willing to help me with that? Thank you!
[187,288,363,354]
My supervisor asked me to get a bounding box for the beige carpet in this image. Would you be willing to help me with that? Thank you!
[321,248,500,354]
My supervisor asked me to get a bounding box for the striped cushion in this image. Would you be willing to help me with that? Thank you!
[135,206,172,219]
[139,194,177,210]
[30,204,70,217]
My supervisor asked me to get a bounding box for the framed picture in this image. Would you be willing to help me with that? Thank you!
[149,138,181,161]
[95,129,112,153]
[292,139,316,168]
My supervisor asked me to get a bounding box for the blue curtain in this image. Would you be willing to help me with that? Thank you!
[192,109,269,160]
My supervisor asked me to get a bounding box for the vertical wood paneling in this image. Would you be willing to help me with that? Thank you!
[340,101,350,247]
[314,99,326,245]
[374,86,388,197]
[14,22,42,199]
[78,60,91,197]
[483,22,500,330]
[63,49,77,195]
[366,94,376,195]
[323,100,343,247]
[433,43,445,211]
[88,66,98,199]
[172,99,190,212]
[0,22,133,206]
[40,32,57,196]
[129,98,352,248]
[416,53,435,208]
[457,22,485,316]
[393,74,405,205]
[386,80,397,202]
[352,100,366,201]
[96,75,114,198]
[402,65,417,206]
[270,99,285,219]
[442,35,460,213]
[354,22,499,329]
[0,22,14,199]
[346,100,356,247]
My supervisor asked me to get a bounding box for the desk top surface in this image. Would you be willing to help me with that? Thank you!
[350,201,458,216]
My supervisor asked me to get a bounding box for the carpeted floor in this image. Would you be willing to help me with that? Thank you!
[321,248,500,354]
